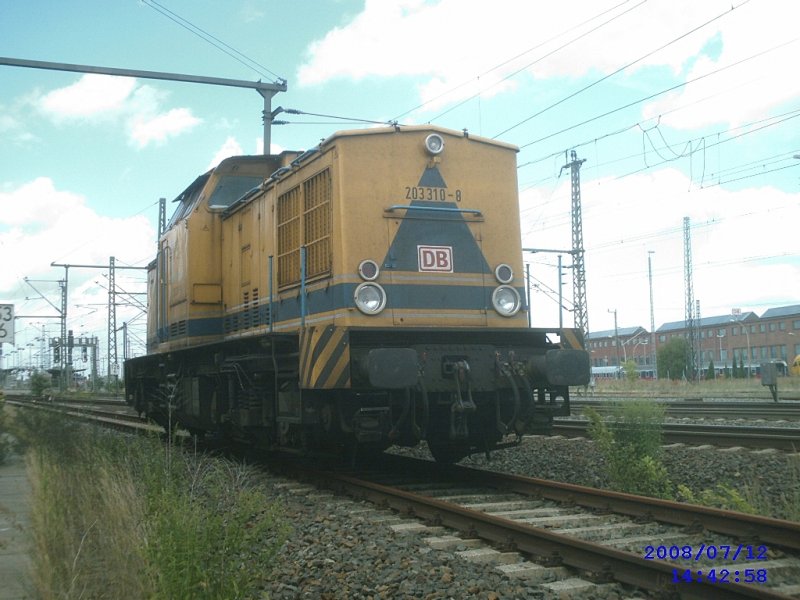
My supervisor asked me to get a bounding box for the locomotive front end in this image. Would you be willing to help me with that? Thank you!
[305,126,590,460]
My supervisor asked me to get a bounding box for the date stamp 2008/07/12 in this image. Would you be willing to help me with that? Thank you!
[644,544,769,585]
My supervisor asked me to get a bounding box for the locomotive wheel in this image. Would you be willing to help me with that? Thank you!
[427,442,470,464]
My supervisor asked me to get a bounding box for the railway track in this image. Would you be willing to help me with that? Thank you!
[553,420,800,451]
[7,394,800,597]
[571,399,800,421]
[283,454,800,599]
[4,397,158,433]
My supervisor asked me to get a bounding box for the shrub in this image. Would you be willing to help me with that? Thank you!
[586,401,673,498]
[29,371,51,399]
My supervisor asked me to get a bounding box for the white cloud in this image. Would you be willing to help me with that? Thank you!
[39,74,137,119]
[0,178,155,295]
[642,4,800,129]
[36,74,201,148]
[207,136,245,170]
[130,108,201,148]
[521,168,800,332]
[298,0,800,122]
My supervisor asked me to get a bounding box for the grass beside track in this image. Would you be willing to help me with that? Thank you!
[8,409,288,600]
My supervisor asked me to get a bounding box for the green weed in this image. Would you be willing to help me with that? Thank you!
[16,411,287,599]
[586,401,673,498]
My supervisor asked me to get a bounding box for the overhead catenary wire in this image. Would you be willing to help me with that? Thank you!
[424,0,650,123]
[516,35,800,150]
[391,0,642,122]
[517,106,800,202]
[275,108,396,127]
[141,0,285,84]
[493,0,752,139]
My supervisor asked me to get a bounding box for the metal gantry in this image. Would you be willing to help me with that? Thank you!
[51,260,147,389]
[0,56,287,154]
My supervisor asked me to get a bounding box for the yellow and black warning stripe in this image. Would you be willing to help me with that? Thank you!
[559,328,586,350]
[299,325,351,389]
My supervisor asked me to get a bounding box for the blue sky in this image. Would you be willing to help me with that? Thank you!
[1,0,799,365]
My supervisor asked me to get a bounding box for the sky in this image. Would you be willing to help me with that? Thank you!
[1,0,799,369]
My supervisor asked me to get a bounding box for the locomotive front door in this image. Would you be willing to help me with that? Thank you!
[383,202,489,327]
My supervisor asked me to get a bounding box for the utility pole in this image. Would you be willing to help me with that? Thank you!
[558,254,564,330]
[683,217,697,381]
[696,299,702,379]
[108,256,118,388]
[522,247,577,335]
[609,308,620,375]
[648,251,657,379]
[562,151,589,341]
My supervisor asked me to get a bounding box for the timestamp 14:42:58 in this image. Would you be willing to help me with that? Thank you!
[673,568,768,584]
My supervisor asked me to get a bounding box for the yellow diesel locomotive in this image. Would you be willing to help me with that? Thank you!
[124,125,589,461]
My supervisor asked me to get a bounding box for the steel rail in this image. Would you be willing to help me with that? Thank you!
[552,421,800,451]
[570,400,800,419]
[310,466,793,599]
[373,455,800,551]
[5,399,159,433]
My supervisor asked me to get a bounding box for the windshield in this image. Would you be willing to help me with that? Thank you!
[207,175,264,209]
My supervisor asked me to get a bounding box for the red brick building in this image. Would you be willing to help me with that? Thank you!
[587,304,800,377]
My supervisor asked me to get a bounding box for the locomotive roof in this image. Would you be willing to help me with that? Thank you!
[319,124,519,152]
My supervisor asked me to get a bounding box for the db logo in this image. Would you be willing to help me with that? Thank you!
[417,245,453,272]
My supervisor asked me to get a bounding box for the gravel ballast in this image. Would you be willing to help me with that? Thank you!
[259,435,798,598]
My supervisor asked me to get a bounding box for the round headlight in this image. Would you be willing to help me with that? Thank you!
[354,282,387,315]
[358,259,380,281]
[494,263,513,284]
[492,285,521,317]
[424,133,444,156]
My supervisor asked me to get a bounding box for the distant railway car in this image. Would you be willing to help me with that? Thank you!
[125,125,590,462]
[591,366,623,380]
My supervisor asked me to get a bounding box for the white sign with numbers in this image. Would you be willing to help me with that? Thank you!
[0,304,14,345]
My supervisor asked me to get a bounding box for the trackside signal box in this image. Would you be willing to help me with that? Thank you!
[760,362,778,402]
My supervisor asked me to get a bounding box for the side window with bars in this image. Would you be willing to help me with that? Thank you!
[277,169,332,288]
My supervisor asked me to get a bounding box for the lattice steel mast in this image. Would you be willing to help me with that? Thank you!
[108,256,117,384]
[563,151,589,339]
[683,217,697,380]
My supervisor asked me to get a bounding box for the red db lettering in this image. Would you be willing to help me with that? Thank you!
[418,246,453,272]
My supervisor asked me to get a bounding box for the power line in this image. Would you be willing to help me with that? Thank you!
[520,161,799,250]
[425,0,649,123]
[517,107,800,200]
[275,107,395,127]
[495,0,752,139]
[515,76,800,172]
[141,0,284,83]
[517,35,800,150]
[391,0,643,122]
